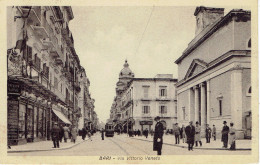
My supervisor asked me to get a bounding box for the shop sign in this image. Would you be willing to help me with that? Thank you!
[140,121,153,125]
[7,99,19,145]
[8,81,21,95]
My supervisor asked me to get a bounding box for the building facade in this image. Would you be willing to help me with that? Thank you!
[175,7,251,139]
[7,6,96,145]
[110,61,177,133]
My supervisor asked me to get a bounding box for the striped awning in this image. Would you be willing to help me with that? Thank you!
[52,109,72,125]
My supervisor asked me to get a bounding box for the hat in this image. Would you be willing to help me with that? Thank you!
[154,116,160,121]
[196,121,199,124]
[223,121,227,124]
[189,121,193,124]
[175,123,178,125]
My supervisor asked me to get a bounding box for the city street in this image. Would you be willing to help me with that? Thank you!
[9,133,251,156]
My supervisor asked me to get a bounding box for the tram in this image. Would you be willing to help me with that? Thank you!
[105,121,114,137]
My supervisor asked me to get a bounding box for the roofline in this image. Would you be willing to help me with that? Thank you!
[174,9,251,64]
[176,50,251,87]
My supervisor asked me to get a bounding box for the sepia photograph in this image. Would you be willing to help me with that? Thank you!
[1,0,258,164]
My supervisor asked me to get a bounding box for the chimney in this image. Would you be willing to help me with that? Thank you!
[194,6,224,35]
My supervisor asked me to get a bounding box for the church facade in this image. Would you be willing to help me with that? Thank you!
[175,7,251,139]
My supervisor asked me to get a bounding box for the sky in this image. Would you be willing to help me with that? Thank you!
[69,6,243,123]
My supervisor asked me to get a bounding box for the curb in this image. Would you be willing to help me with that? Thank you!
[131,137,251,151]
[7,139,88,153]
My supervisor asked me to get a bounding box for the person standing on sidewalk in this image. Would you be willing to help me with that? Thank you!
[63,124,70,143]
[59,124,64,143]
[221,121,229,148]
[185,121,195,151]
[174,123,180,144]
[205,124,212,143]
[229,122,236,150]
[101,128,105,140]
[153,116,164,155]
[87,129,93,141]
[71,125,78,143]
[181,125,186,143]
[51,122,60,148]
[144,128,149,138]
[195,121,202,147]
[81,127,87,140]
[212,125,216,141]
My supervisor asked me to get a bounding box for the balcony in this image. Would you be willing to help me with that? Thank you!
[156,97,171,101]
[18,6,41,24]
[61,26,74,47]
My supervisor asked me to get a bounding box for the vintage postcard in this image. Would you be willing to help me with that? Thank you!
[0,0,258,164]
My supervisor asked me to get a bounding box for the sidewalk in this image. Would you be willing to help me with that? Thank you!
[131,134,251,150]
[8,136,87,153]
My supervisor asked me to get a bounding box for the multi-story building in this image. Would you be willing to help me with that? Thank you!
[175,6,251,139]
[7,6,95,145]
[109,61,177,133]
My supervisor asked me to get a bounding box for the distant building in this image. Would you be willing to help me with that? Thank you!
[110,61,177,133]
[175,6,251,139]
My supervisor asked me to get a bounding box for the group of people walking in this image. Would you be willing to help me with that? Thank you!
[51,123,78,148]
[152,116,237,155]
[183,121,236,151]
[51,122,94,148]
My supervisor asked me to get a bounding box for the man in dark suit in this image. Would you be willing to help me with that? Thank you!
[153,116,164,155]
[221,121,229,148]
[51,122,61,148]
[185,121,195,151]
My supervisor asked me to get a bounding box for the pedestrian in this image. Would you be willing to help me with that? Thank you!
[150,129,154,136]
[63,124,70,143]
[205,124,212,143]
[81,127,87,140]
[229,122,236,150]
[137,129,141,136]
[87,129,92,141]
[181,124,186,143]
[180,126,183,139]
[51,122,60,148]
[195,121,202,147]
[174,123,180,144]
[59,123,64,143]
[221,121,229,148]
[212,125,216,141]
[71,125,78,143]
[134,129,137,136]
[185,121,195,151]
[101,128,105,140]
[153,116,164,155]
[145,128,149,138]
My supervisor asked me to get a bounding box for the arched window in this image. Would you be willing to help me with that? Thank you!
[248,39,251,48]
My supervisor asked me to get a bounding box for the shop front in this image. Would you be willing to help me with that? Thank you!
[8,77,56,145]
[139,120,153,133]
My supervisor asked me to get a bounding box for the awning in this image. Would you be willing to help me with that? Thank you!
[52,109,72,125]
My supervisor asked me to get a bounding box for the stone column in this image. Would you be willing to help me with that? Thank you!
[200,83,206,136]
[230,65,243,139]
[206,80,210,125]
[193,86,199,123]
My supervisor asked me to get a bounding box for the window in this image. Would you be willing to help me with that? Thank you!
[143,86,149,98]
[142,106,150,114]
[182,107,186,120]
[160,88,167,97]
[219,100,222,116]
[159,106,167,114]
